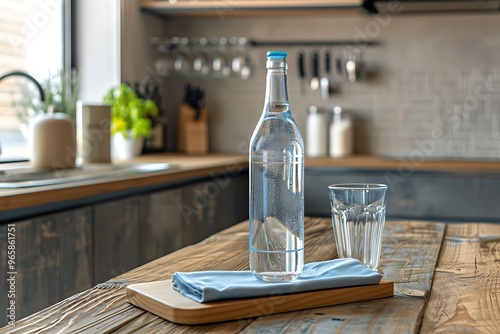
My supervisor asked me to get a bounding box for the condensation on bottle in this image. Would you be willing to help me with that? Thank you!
[248,51,305,282]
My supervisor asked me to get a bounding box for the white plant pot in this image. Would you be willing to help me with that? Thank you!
[112,131,144,160]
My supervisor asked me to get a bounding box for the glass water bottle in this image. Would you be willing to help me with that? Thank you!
[249,51,304,281]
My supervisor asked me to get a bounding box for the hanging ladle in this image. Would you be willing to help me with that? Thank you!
[320,50,331,100]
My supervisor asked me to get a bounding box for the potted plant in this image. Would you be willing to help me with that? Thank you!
[104,84,158,160]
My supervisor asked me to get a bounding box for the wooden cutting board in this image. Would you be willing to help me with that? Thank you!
[126,279,393,325]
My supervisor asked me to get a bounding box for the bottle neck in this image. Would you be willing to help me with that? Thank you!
[264,68,289,108]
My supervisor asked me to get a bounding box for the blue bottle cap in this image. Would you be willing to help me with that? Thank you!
[267,51,287,59]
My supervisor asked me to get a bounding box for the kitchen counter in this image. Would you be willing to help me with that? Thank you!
[306,155,500,173]
[1,153,500,215]
[0,154,251,323]
[3,217,499,333]
[0,154,248,212]
[305,156,500,222]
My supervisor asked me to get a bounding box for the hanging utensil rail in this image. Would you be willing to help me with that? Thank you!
[249,40,378,47]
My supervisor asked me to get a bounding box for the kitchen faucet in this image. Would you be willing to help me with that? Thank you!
[0,71,45,156]
[0,70,45,101]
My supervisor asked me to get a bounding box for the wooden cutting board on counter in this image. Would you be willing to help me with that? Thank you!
[126,279,393,325]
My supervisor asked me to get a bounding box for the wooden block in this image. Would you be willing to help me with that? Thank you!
[126,279,394,325]
[185,121,208,154]
[177,104,195,151]
[178,104,208,153]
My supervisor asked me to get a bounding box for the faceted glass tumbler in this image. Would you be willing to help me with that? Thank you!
[328,183,388,271]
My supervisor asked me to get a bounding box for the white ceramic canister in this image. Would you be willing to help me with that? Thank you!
[76,102,111,164]
[306,106,328,157]
[329,106,353,158]
[29,112,76,170]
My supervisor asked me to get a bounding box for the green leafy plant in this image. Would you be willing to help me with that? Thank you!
[104,84,158,138]
[12,70,79,123]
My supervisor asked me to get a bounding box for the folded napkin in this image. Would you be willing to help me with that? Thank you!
[171,258,382,303]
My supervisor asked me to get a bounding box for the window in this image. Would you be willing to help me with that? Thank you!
[0,0,67,161]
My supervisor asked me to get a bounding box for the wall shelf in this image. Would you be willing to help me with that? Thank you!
[141,0,370,16]
[249,40,378,47]
[141,0,500,16]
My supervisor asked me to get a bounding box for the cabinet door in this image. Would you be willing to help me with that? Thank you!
[305,169,500,222]
[138,189,183,266]
[0,208,93,327]
[179,174,249,246]
[305,171,386,217]
[180,181,222,246]
[305,170,431,218]
[93,173,249,283]
[94,196,140,283]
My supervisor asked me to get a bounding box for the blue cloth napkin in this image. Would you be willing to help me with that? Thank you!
[171,258,382,303]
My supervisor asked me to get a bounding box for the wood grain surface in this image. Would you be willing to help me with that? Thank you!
[0,218,456,334]
[240,220,446,333]
[420,223,500,333]
[126,279,394,325]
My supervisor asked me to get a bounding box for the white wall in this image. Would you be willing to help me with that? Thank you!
[75,0,120,103]
[120,0,165,83]
[25,0,62,80]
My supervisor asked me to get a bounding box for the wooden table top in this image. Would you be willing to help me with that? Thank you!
[2,218,500,333]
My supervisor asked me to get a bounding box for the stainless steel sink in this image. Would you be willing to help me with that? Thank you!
[0,163,173,188]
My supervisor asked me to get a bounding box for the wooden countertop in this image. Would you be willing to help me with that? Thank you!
[0,154,247,212]
[306,155,500,172]
[4,218,499,333]
[1,153,499,212]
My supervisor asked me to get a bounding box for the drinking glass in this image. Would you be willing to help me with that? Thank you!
[328,183,387,271]
[155,38,174,77]
[173,37,190,77]
[229,37,251,79]
[210,37,230,78]
[191,37,210,77]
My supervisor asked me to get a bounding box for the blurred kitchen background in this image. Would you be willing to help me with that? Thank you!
[4,1,500,325]
[1,0,500,161]
[112,1,500,159]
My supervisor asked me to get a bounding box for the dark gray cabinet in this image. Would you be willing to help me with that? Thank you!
[93,191,186,283]
[0,173,249,326]
[94,196,141,283]
[93,174,248,282]
[180,175,248,245]
[138,190,183,266]
[0,208,93,326]
[305,168,500,222]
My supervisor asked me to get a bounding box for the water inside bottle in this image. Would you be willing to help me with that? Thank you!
[249,158,304,281]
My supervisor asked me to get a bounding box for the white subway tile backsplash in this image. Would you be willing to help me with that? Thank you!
[158,14,500,160]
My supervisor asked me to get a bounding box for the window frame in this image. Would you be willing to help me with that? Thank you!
[0,0,74,164]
